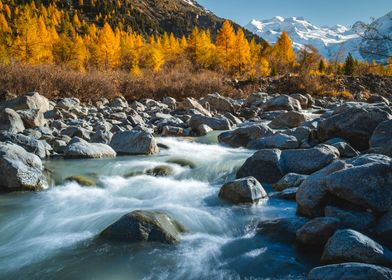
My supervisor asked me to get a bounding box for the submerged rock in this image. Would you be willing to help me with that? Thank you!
[100,210,185,244]
[219,177,267,204]
[65,175,96,186]
[146,165,173,177]
[257,217,309,243]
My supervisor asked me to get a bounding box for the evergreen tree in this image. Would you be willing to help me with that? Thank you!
[344,53,355,75]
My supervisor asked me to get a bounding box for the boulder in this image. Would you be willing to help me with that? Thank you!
[61,126,91,140]
[64,138,116,159]
[161,126,187,137]
[296,217,340,246]
[110,130,159,155]
[219,177,267,204]
[325,206,376,233]
[256,217,309,243]
[65,175,96,186]
[246,92,267,106]
[56,98,80,111]
[376,209,392,246]
[368,94,390,105]
[218,124,273,148]
[100,210,185,244]
[317,103,392,150]
[321,229,392,266]
[272,173,307,191]
[0,108,25,133]
[194,124,213,136]
[268,111,307,129]
[177,97,211,116]
[290,93,309,108]
[17,109,47,128]
[296,161,349,217]
[308,263,392,280]
[162,97,176,109]
[190,115,231,131]
[2,92,50,112]
[0,131,48,159]
[201,93,235,113]
[109,96,128,109]
[0,142,47,191]
[264,95,302,111]
[236,149,283,184]
[370,120,392,157]
[326,160,392,212]
[247,133,299,150]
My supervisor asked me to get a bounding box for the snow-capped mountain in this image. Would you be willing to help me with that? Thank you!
[245,16,364,60]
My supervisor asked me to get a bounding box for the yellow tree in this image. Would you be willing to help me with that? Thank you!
[0,12,11,63]
[233,29,251,74]
[144,45,165,72]
[216,20,236,71]
[94,23,120,69]
[271,31,296,72]
[188,28,216,68]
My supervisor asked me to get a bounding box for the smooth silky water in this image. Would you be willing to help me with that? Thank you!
[0,132,315,280]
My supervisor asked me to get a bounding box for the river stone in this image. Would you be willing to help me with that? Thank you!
[219,177,267,204]
[269,111,307,129]
[296,217,341,246]
[264,95,302,112]
[56,98,80,111]
[321,229,392,266]
[317,102,392,151]
[218,124,273,148]
[110,130,159,155]
[109,96,128,109]
[177,97,211,117]
[64,138,116,159]
[236,149,283,184]
[0,108,25,133]
[100,210,185,244]
[290,93,309,109]
[370,120,392,157]
[368,94,390,105]
[0,131,48,159]
[247,133,299,150]
[272,173,308,191]
[296,161,349,217]
[65,175,96,186]
[61,126,91,140]
[190,115,231,131]
[201,93,235,113]
[275,187,298,200]
[325,160,392,212]
[308,263,392,280]
[325,206,376,233]
[146,165,173,177]
[376,209,392,246]
[246,92,268,106]
[0,142,47,191]
[1,92,50,112]
[280,144,339,175]
[257,217,309,243]
[17,109,47,128]
[195,124,213,136]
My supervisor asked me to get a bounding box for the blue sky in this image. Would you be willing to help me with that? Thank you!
[197,0,392,27]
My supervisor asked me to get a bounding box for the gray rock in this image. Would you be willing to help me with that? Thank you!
[257,217,309,243]
[1,92,50,112]
[325,206,376,232]
[0,131,48,159]
[272,173,307,191]
[52,139,67,154]
[326,160,392,212]
[308,263,392,280]
[201,93,235,113]
[56,97,80,111]
[376,209,392,246]
[290,93,309,109]
[110,130,159,155]
[0,108,25,133]
[61,126,91,140]
[100,210,185,244]
[162,126,187,137]
[90,130,113,144]
[264,95,302,111]
[162,97,176,109]
[195,124,213,136]
[368,94,390,105]
[370,120,392,157]
[321,229,392,266]
[177,97,211,116]
[0,142,47,191]
[218,123,273,148]
[296,217,340,246]
[17,109,47,128]
[64,138,116,159]
[219,177,267,203]
[190,115,231,131]
[296,161,349,217]
[317,103,392,151]
[269,111,307,129]
[247,133,299,150]
[246,92,267,106]
[109,96,128,109]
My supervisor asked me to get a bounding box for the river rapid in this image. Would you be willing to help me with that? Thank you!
[0,133,314,280]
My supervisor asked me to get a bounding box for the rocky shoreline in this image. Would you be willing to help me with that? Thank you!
[0,90,392,279]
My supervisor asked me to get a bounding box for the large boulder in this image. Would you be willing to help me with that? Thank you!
[296,161,349,217]
[268,111,307,129]
[110,130,159,155]
[0,108,25,133]
[296,217,340,246]
[218,177,267,204]
[264,95,302,111]
[1,92,50,112]
[0,142,47,191]
[190,115,231,131]
[201,93,235,113]
[177,97,211,116]
[56,98,80,111]
[64,138,116,159]
[321,229,392,266]
[317,103,392,151]
[256,217,309,243]
[325,160,392,212]
[0,131,48,159]
[100,210,185,244]
[376,209,392,246]
[218,124,273,148]
[247,133,299,150]
[272,173,308,191]
[308,263,392,280]
[17,109,47,128]
[370,120,392,157]
[325,206,376,232]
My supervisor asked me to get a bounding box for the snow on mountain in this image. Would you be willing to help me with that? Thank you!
[245,16,364,61]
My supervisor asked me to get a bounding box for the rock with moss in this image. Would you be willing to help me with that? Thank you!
[146,165,174,177]
[65,175,96,186]
[100,210,185,244]
[167,159,196,169]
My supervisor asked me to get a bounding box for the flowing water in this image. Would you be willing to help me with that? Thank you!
[0,133,314,280]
